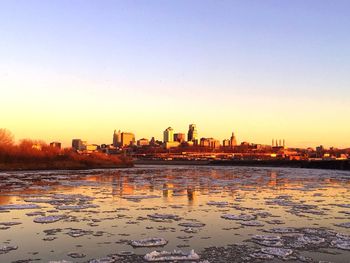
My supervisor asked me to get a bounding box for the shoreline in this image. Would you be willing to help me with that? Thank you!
[0,162,133,172]
[1,159,350,172]
[135,159,350,171]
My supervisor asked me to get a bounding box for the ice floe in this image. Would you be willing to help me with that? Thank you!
[144,249,200,262]
[147,213,181,221]
[0,244,18,254]
[221,214,256,221]
[33,215,64,224]
[0,204,40,210]
[130,237,168,247]
[261,247,293,258]
[178,222,205,228]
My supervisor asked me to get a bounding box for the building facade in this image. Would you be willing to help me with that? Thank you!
[137,138,149,146]
[174,133,186,142]
[200,138,220,148]
[113,130,122,147]
[121,132,135,147]
[72,139,86,151]
[163,127,174,143]
[50,142,61,149]
[187,124,198,143]
[230,132,237,146]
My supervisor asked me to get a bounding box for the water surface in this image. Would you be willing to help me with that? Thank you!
[0,165,349,262]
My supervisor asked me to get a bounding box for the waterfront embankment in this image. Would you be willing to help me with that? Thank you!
[135,159,350,171]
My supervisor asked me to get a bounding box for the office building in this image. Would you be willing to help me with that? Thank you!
[187,124,198,142]
[164,141,180,149]
[230,132,237,146]
[163,127,174,143]
[113,130,122,147]
[223,139,231,147]
[174,133,186,142]
[121,132,135,147]
[72,139,87,151]
[137,138,149,146]
[200,138,220,149]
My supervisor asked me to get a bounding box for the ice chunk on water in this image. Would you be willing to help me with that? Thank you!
[331,239,350,250]
[148,213,181,220]
[252,235,282,241]
[250,252,274,260]
[67,252,86,258]
[261,247,293,257]
[144,249,200,261]
[0,244,18,254]
[240,221,264,227]
[179,222,205,228]
[123,195,160,200]
[335,222,350,228]
[57,204,98,210]
[0,222,22,226]
[297,235,325,245]
[264,227,298,233]
[88,257,116,263]
[131,237,168,247]
[207,201,228,206]
[252,235,283,247]
[221,214,256,221]
[0,204,40,210]
[34,215,63,224]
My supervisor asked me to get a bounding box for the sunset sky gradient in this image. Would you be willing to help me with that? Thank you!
[1,0,349,148]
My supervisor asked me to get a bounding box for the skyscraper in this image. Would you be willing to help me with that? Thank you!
[113,130,121,147]
[187,124,198,142]
[230,132,237,147]
[163,127,174,143]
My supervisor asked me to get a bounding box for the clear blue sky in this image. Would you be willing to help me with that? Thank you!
[1,0,349,148]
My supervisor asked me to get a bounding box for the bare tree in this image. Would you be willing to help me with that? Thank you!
[0,129,14,147]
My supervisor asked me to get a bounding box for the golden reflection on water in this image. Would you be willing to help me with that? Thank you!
[0,166,349,262]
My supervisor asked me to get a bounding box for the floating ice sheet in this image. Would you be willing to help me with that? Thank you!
[144,249,200,262]
[33,215,64,224]
[130,237,168,247]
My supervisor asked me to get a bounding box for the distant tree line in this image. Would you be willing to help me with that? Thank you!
[0,129,132,170]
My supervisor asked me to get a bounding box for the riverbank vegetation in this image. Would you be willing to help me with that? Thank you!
[0,129,133,171]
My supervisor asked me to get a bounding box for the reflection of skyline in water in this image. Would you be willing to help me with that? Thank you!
[0,166,349,263]
[0,167,349,205]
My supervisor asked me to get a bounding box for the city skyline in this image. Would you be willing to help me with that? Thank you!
[1,1,349,148]
[1,124,346,150]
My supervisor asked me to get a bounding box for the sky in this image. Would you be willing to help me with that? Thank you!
[0,0,349,148]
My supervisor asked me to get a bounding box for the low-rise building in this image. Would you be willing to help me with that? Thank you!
[164,141,180,149]
[137,138,149,146]
[50,142,61,149]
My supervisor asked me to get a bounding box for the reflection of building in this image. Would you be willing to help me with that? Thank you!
[121,132,135,147]
[163,127,174,143]
[174,133,186,143]
[113,130,121,147]
[137,138,149,146]
[187,124,198,143]
[50,142,61,149]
